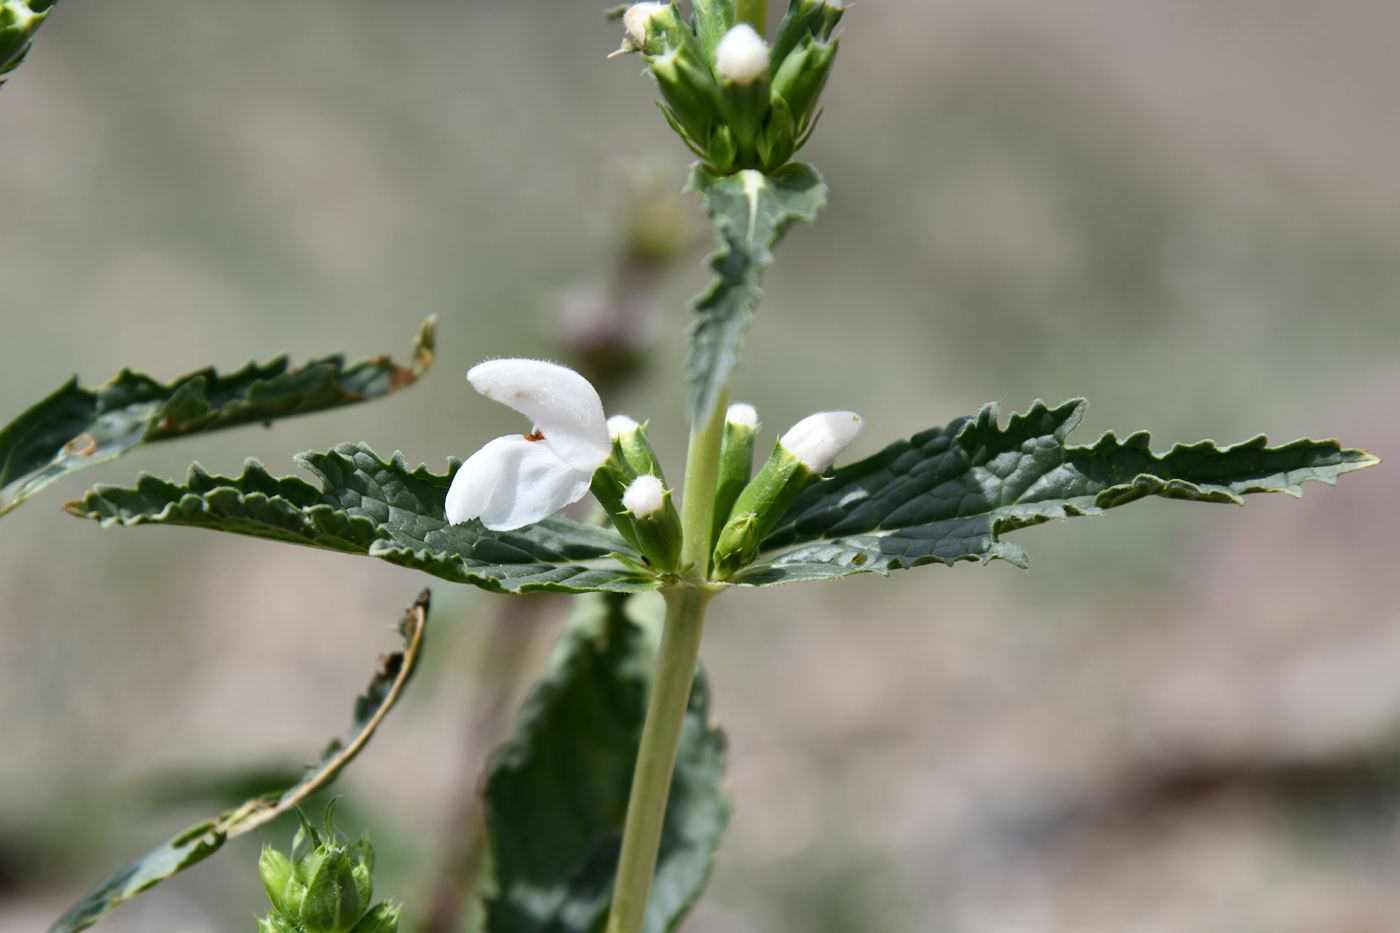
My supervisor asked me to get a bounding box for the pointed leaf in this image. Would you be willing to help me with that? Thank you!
[65,442,657,594]
[685,163,825,424]
[0,317,436,518]
[47,593,431,933]
[738,399,1380,585]
[482,593,731,933]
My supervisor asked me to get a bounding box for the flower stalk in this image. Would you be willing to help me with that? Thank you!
[604,584,715,933]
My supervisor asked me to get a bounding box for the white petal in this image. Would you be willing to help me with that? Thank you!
[608,414,641,439]
[726,403,758,427]
[780,411,863,472]
[468,359,610,473]
[623,2,667,49]
[715,24,769,84]
[446,434,594,531]
[622,474,666,517]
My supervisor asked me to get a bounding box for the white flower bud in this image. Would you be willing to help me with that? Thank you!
[621,473,667,517]
[607,414,641,439]
[726,402,759,427]
[715,24,769,85]
[623,2,668,50]
[780,410,863,472]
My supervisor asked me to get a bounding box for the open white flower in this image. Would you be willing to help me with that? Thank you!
[446,359,611,531]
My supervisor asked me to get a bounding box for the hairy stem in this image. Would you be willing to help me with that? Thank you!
[605,585,714,933]
[735,0,768,33]
[678,388,730,583]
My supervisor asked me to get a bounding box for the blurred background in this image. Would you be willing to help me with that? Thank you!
[2,0,1399,930]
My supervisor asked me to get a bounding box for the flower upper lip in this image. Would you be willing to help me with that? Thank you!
[446,359,612,531]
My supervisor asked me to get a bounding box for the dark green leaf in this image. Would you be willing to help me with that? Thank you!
[65,443,657,595]
[482,593,731,933]
[48,593,431,933]
[686,162,825,424]
[0,317,436,517]
[738,399,1380,585]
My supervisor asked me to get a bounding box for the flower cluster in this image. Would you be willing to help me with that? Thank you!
[614,0,844,174]
[448,358,861,580]
[257,808,399,933]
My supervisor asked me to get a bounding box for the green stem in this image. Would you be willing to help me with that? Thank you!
[735,0,768,34]
[677,389,730,583]
[605,585,715,933]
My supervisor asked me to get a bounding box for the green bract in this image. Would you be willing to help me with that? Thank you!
[616,0,841,174]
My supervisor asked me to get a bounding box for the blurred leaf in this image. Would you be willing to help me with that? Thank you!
[48,591,431,933]
[686,163,825,424]
[0,317,436,518]
[65,443,657,595]
[482,593,730,933]
[739,398,1380,585]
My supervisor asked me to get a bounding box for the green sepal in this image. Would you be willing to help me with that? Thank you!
[66,443,657,595]
[770,0,844,73]
[711,416,758,547]
[0,317,436,518]
[706,124,738,174]
[291,812,325,885]
[648,43,723,146]
[712,441,815,577]
[757,94,797,173]
[302,847,365,933]
[351,837,375,906]
[627,486,684,573]
[259,846,295,915]
[737,399,1381,585]
[615,420,666,483]
[347,903,400,933]
[718,68,771,165]
[770,32,837,132]
[0,0,47,81]
[257,914,299,933]
[685,162,826,425]
[691,0,735,63]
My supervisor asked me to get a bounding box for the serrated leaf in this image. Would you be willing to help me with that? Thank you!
[0,317,436,518]
[685,162,825,424]
[48,592,431,933]
[737,399,1380,585]
[482,592,731,933]
[65,443,657,595]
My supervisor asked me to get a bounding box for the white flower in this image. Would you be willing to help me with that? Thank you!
[715,24,769,84]
[607,414,641,438]
[446,359,611,531]
[781,410,863,472]
[622,474,667,517]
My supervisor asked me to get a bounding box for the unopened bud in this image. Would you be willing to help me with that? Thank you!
[622,474,683,572]
[712,410,862,577]
[260,846,294,915]
[258,915,298,933]
[770,0,844,71]
[780,410,862,473]
[620,1,689,56]
[591,418,665,554]
[714,23,768,85]
[711,403,760,547]
[757,93,797,172]
[622,473,666,517]
[648,43,724,147]
[771,33,838,133]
